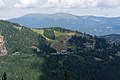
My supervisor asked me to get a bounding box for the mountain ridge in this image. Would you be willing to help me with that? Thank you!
[100,34,120,44]
[8,13,120,36]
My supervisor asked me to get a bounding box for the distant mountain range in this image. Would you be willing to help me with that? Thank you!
[100,34,120,44]
[8,13,120,35]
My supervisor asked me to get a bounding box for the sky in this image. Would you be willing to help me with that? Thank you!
[0,0,120,19]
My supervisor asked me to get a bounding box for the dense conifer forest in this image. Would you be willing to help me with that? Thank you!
[1,20,120,80]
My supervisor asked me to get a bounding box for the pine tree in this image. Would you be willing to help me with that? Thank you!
[64,71,68,80]
[2,72,7,80]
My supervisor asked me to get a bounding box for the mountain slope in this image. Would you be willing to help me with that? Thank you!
[33,27,96,52]
[1,21,120,80]
[0,20,43,54]
[0,20,47,80]
[8,13,120,35]
[100,34,120,44]
[33,28,120,80]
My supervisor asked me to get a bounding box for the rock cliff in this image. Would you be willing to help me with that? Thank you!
[0,35,7,56]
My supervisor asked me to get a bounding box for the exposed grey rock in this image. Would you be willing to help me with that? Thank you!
[0,35,7,56]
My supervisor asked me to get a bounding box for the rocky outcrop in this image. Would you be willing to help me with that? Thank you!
[0,35,7,56]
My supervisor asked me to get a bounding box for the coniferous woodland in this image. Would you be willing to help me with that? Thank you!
[1,20,120,80]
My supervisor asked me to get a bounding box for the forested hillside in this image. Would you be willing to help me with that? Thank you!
[1,21,120,80]
[100,34,120,44]
[0,20,38,54]
[34,27,120,80]
[0,20,56,54]
[0,20,55,80]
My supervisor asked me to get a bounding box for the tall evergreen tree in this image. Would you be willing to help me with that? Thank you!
[64,71,68,80]
[2,72,7,80]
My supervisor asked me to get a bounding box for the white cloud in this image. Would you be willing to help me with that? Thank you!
[42,0,120,9]
[14,0,38,8]
[0,0,5,8]
[14,0,120,9]
[96,0,120,8]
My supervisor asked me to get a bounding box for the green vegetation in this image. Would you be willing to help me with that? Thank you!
[33,28,77,52]
[0,54,43,80]
[0,20,56,80]
[33,29,44,36]
[36,28,120,80]
[48,27,74,33]
[43,29,55,40]
[1,21,120,80]
[64,71,69,80]
[0,20,43,54]
[0,20,56,54]
[40,41,120,80]
[2,72,7,80]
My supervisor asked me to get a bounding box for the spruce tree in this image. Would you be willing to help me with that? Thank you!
[2,72,7,80]
[64,71,68,80]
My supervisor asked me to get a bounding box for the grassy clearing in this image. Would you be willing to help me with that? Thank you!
[33,29,44,35]
[33,29,55,41]
[32,29,77,51]
[54,31,75,37]
[33,29,75,38]
[33,29,76,51]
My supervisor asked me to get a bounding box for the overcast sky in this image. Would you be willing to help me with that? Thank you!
[0,0,120,19]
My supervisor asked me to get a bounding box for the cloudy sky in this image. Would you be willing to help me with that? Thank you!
[0,0,120,19]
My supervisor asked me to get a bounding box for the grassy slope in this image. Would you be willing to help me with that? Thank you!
[33,29,76,51]
[33,29,44,36]
[0,54,43,80]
